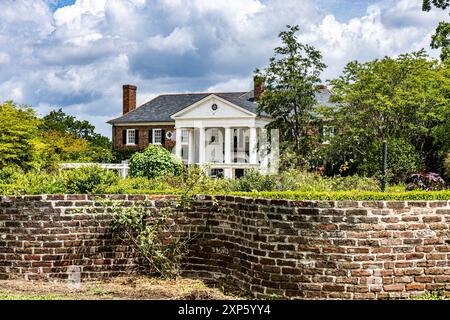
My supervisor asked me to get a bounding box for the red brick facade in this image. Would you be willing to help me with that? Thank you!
[112,124,176,151]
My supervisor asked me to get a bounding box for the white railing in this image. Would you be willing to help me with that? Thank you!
[59,162,130,179]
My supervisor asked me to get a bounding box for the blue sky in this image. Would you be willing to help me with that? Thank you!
[0,0,448,137]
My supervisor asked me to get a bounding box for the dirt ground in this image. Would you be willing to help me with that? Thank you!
[0,276,241,300]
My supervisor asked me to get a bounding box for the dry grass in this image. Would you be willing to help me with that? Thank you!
[0,276,239,300]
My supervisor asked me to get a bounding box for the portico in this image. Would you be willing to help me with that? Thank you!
[171,94,270,179]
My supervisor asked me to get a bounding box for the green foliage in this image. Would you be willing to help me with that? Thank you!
[411,288,449,300]
[13,171,66,195]
[112,150,139,163]
[40,109,113,163]
[422,0,449,11]
[256,25,326,167]
[63,166,119,194]
[445,153,450,180]
[0,166,23,184]
[230,169,380,192]
[129,145,182,178]
[109,201,191,279]
[229,190,450,201]
[327,51,450,179]
[431,17,450,62]
[230,170,276,192]
[357,138,425,183]
[422,0,450,61]
[0,102,43,170]
[0,102,113,171]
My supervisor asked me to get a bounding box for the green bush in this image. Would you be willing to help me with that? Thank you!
[445,153,450,181]
[105,176,175,194]
[0,166,23,184]
[230,170,277,192]
[329,175,380,191]
[129,145,182,178]
[228,190,450,201]
[14,171,66,195]
[63,166,119,194]
[230,169,381,192]
[358,138,424,183]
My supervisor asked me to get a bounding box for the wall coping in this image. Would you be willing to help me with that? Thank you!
[1,194,449,209]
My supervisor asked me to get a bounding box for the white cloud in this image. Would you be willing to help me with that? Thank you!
[0,0,447,137]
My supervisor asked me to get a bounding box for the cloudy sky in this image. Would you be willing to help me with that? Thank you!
[0,0,448,137]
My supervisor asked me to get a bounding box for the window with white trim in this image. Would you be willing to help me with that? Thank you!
[153,129,162,144]
[181,129,189,143]
[127,129,136,145]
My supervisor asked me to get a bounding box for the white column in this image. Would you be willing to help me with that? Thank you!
[175,127,183,161]
[224,126,232,179]
[188,129,195,164]
[224,127,232,164]
[198,127,206,164]
[249,126,258,164]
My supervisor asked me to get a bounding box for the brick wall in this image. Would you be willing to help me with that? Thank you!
[112,125,175,151]
[1,194,449,299]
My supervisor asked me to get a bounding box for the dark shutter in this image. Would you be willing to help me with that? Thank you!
[122,130,127,145]
[161,129,166,145]
[149,129,153,144]
[135,129,139,145]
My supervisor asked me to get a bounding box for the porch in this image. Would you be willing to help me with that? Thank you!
[174,126,260,179]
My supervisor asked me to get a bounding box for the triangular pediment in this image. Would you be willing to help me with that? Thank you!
[171,94,255,119]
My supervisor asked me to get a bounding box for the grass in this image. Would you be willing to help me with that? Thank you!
[410,290,450,300]
[0,290,73,300]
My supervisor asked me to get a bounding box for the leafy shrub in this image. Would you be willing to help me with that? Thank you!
[275,170,331,191]
[230,170,276,192]
[109,200,192,279]
[411,289,449,300]
[229,190,450,201]
[105,176,175,194]
[405,172,446,191]
[14,171,66,195]
[63,166,119,194]
[445,153,450,181]
[232,169,381,192]
[358,138,424,183]
[129,145,182,178]
[0,166,23,184]
[330,175,380,191]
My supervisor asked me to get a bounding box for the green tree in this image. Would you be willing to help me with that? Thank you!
[256,25,327,167]
[0,102,43,169]
[41,109,113,162]
[423,0,450,61]
[327,51,450,180]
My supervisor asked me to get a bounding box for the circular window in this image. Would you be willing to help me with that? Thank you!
[166,131,173,140]
[211,103,218,111]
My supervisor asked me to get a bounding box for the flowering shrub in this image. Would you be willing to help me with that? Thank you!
[405,172,446,191]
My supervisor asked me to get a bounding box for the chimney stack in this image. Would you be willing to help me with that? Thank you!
[253,75,265,102]
[123,84,137,115]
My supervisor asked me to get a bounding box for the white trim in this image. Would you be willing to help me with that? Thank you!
[126,129,136,145]
[152,128,162,145]
[114,122,175,126]
[171,94,256,119]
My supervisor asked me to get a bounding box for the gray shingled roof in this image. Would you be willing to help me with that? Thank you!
[107,88,334,124]
[108,92,258,124]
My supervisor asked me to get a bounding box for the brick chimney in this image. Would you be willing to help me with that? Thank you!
[123,84,137,115]
[253,75,265,102]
